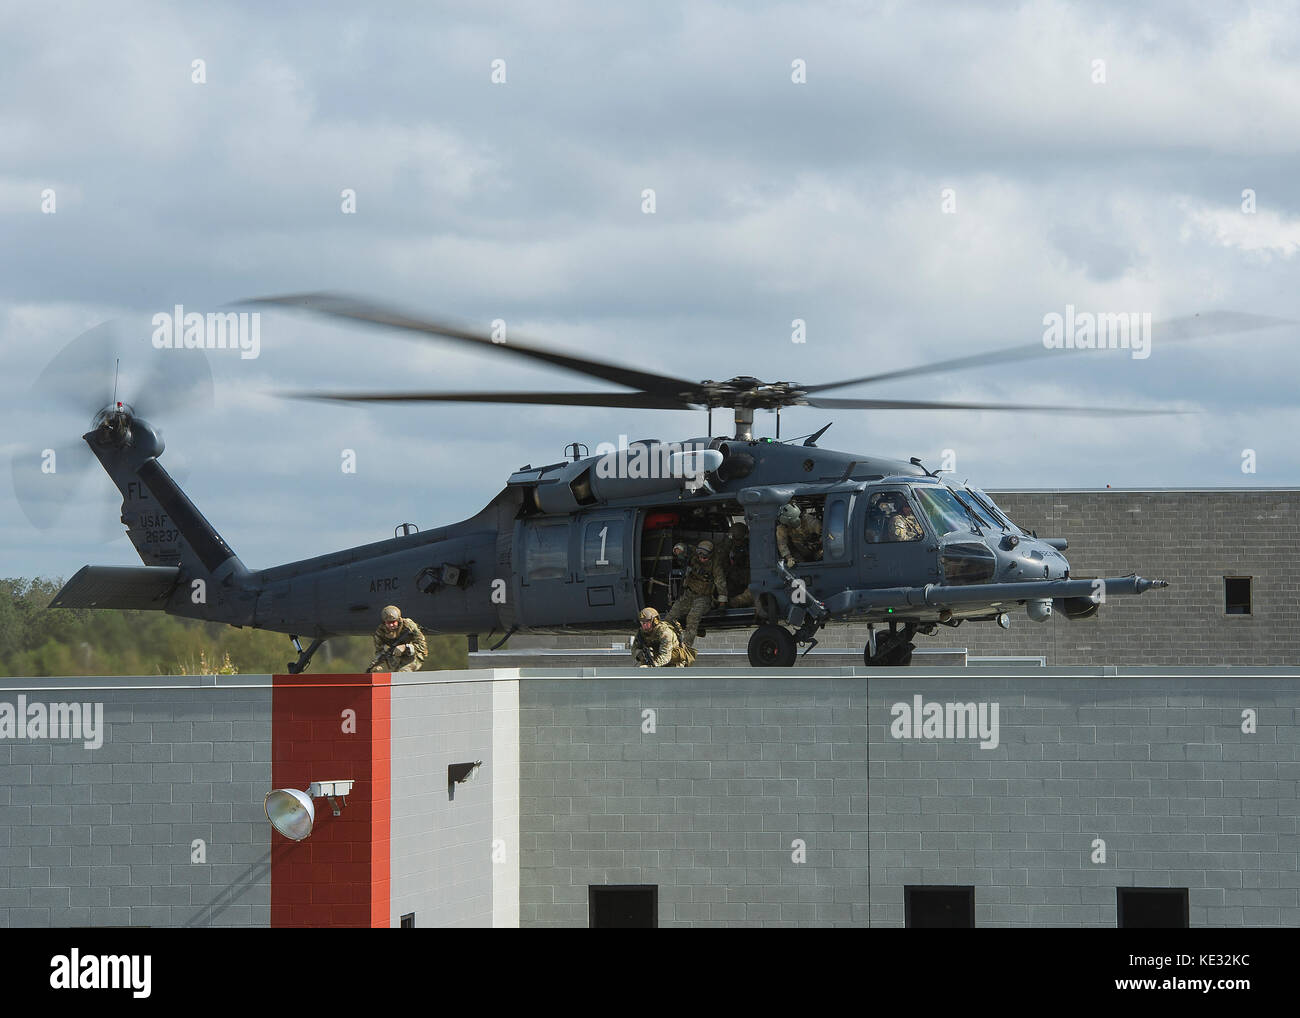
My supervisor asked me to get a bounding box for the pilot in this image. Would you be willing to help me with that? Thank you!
[369,604,428,672]
[719,522,754,608]
[630,606,691,667]
[665,539,727,648]
[887,501,924,542]
[776,503,823,567]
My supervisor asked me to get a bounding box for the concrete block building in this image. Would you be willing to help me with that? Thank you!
[1,666,1296,927]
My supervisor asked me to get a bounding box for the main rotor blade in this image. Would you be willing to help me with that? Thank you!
[804,396,1190,415]
[245,293,705,400]
[277,389,699,409]
[804,311,1295,393]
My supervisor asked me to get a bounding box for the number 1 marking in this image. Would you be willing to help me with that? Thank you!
[597,525,610,566]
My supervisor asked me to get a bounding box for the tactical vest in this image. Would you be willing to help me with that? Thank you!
[683,560,714,596]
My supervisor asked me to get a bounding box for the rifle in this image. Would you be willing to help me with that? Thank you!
[367,631,414,672]
[632,624,652,665]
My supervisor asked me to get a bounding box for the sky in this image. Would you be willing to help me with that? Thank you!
[3,0,1299,580]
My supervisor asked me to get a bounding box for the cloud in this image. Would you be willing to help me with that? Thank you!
[1179,199,1300,259]
[1,0,1298,579]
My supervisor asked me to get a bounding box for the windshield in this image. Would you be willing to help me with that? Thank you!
[966,487,1021,533]
[914,486,977,537]
[945,486,996,530]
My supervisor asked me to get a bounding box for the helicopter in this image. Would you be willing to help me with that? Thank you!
[45,295,1285,670]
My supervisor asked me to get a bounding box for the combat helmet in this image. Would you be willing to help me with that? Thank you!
[777,503,800,526]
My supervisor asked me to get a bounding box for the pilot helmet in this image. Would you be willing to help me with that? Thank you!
[777,503,800,526]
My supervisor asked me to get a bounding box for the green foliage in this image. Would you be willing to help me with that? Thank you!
[0,577,468,677]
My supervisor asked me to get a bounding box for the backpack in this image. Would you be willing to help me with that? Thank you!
[667,621,697,666]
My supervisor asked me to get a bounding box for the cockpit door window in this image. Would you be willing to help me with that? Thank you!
[865,490,925,543]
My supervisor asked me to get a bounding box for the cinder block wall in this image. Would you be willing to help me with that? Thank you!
[0,671,521,929]
[517,668,1300,927]
[389,673,519,928]
[0,675,273,928]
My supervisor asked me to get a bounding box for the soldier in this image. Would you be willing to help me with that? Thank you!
[368,604,428,672]
[718,522,754,608]
[776,503,823,567]
[664,539,726,647]
[629,606,691,667]
[885,501,924,542]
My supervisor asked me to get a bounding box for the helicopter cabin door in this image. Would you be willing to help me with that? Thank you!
[858,486,940,587]
[574,512,636,623]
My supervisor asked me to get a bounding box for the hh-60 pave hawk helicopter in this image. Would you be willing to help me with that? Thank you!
[43,296,1283,669]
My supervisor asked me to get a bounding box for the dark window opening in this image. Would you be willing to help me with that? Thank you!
[589,885,657,928]
[400,912,415,928]
[1117,887,1189,928]
[638,502,747,613]
[941,542,997,584]
[1225,576,1251,615]
[905,885,974,928]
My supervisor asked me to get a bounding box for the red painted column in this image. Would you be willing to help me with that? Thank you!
[271,672,392,928]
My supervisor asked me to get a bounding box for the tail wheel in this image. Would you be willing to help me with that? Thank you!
[748,624,797,667]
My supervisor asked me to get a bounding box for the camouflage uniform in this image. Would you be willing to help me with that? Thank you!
[665,552,726,647]
[369,617,428,672]
[718,534,754,608]
[889,512,924,542]
[777,516,823,565]
[631,619,689,666]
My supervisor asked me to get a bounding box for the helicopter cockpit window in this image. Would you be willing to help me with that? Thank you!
[966,487,1021,533]
[914,486,974,537]
[947,488,996,530]
[865,491,924,543]
[523,522,570,582]
[583,521,623,574]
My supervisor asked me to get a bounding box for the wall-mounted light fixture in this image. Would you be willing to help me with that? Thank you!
[264,779,355,841]
[447,761,482,800]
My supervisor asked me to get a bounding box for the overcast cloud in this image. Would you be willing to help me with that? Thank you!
[2,0,1298,579]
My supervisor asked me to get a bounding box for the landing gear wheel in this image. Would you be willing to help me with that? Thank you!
[748,624,797,667]
[864,623,916,667]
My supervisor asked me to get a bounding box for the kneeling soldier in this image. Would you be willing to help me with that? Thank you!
[630,607,691,667]
[368,604,428,673]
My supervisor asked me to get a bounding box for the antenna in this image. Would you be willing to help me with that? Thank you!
[112,358,120,406]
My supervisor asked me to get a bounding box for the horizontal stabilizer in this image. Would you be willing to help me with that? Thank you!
[51,565,180,610]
